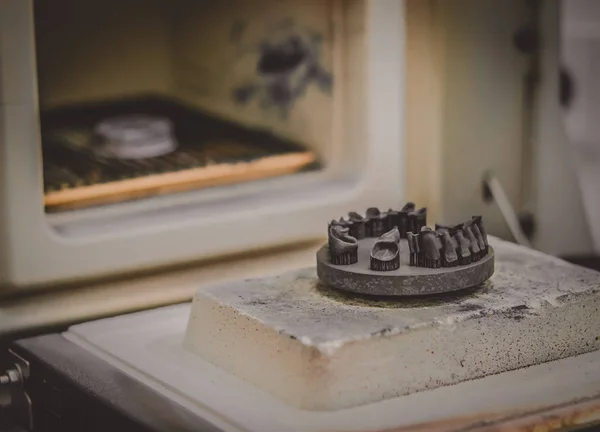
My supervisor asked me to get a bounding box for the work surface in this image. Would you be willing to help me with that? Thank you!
[64,237,600,430]
[65,305,600,432]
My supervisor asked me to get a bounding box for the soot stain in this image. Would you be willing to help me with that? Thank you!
[370,327,394,337]
[244,298,268,306]
[501,304,534,321]
[231,19,333,117]
[456,303,485,313]
[258,35,307,75]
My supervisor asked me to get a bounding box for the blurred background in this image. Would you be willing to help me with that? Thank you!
[0,0,599,338]
[2,1,600,430]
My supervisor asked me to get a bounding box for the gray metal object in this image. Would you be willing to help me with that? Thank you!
[320,205,494,296]
[328,224,358,265]
[369,227,401,271]
[0,350,32,430]
[0,350,29,407]
[483,172,532,248]
[317,238,495,296]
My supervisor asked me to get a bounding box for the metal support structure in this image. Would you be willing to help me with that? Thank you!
[0,350,32,430]
[483,172,532,248]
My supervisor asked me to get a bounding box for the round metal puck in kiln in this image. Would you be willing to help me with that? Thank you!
[93,115,178,159]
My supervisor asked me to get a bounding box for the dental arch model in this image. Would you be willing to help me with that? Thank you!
[327,202,490,271]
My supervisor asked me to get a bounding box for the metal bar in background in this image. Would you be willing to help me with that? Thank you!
[483,172,532,248]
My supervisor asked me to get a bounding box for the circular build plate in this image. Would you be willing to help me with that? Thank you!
[317,238,494,296]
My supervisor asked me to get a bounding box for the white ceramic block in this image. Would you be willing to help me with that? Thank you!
[184,237,600,411]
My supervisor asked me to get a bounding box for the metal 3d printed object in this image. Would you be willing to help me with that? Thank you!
[317,203,495,296]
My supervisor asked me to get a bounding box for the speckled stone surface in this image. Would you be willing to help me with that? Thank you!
[184,237,600,411]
